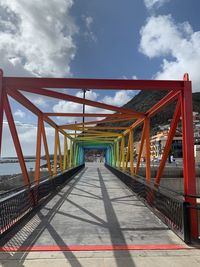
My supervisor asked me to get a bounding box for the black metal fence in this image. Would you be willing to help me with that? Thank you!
[0,164,85,235]
[105,164,190,242]
[186,197,200,243]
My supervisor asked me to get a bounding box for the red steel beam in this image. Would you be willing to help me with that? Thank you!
[181,74,198,238]
[34,116,42,185]
[44,113,133,117]
[0,70,4,156]
[155,98,181,186]
[6,88,71,138]
[11,87,145,117]
[3,93,30,187]
[60,116,135,128]
[4,76,184,90]
[144,118,151,182]
[41,120,52,176]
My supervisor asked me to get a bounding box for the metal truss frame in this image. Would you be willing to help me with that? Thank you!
[0,70,197,238]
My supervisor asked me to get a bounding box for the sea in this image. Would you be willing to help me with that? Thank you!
[0,159,47,175]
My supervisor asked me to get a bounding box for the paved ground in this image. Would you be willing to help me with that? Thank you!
[0,163,199,266]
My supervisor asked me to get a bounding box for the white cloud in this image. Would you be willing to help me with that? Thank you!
[139,15,200,92]
[144,0,170,9]
[83,15,97,42]
[14,109,25,118]
[85,16,93,29]
[0,0,78,77]
[132,75,138,80]
[1,120,59,157]
[52,89,136,124]
[103,90,135,107]
[32,96,49,108]
[52,90,108,123]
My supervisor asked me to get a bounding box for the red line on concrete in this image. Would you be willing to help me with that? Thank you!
[0,245,193,252]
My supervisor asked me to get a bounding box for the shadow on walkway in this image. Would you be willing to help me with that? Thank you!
[0,168,87,267]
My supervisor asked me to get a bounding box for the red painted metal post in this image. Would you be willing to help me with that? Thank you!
[0,69,4,157]
[3,93,30,186]
[181,74,198,238]
[145,118,151,182]
[155,98,181,186]
[34,116,42,184]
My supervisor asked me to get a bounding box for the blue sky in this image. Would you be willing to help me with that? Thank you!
[1,0,200,156]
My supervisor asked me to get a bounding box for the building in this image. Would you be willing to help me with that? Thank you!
[134,112,200,162]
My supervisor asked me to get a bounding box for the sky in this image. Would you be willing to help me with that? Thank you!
[1,0,200,157]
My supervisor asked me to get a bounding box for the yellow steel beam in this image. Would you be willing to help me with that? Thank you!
[129,129,134,175]
[57,130,63,172]
[62,126,127,130]
[63,135,68,170]
[69,139,73,168]
[53,129,58,175]
[121,136,125,171]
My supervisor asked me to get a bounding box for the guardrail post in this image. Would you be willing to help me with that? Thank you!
[183,202,191,243]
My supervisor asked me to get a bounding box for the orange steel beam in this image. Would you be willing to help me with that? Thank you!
[181,74,198,238]
[41,120,52,176]
[75,137,117,140]
[155,98,181,186]
[15,87,144,117]
[63,136,68,170]
[0,70,4,156]
[125,135,130,170]
[6,88,72,139]
[144,118,151,182]
[60,117,135,128]
[66,130,121,135]
[122,90,181,137]
[121,136,125,171]
[57,131,63,172]
[67,133,121,136]
[53,129,58,175]
[63,126,127,130]
[34,116,42,184]
[3,93,30,187]
[135,122,146,174]
[4,76,184,90]
[129,129,134,175]
[44,113,132,118]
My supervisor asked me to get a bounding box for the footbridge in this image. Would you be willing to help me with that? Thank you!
[0,71,200,265]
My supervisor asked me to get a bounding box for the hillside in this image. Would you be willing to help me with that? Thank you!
[98,91,200,140]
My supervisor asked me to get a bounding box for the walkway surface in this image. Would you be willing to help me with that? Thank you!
[0,163,200,267]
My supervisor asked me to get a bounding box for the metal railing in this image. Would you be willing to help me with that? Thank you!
[105,163,190,242]
[0,164,85,236]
